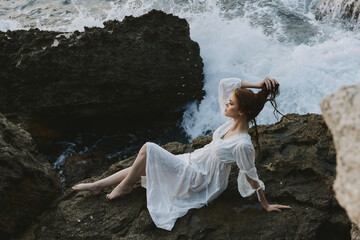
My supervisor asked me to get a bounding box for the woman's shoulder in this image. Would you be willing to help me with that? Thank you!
[234,137,254,150]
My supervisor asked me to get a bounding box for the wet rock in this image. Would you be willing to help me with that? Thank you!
[22,114,351,240]
[351,223,360,240]
[320,83,360,229]
[316,0,360,25]
[0,10,204,136]
[0,113,61,239]
[189,135,212,150]
[62,151,118,189]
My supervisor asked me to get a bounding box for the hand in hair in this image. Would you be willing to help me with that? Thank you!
[259,77,278,90]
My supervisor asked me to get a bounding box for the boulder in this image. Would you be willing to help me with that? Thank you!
[320,83,360,229]
[0,113,61,239]
[22,114,351,239]
[351,224,360,240]
[0,10,204,136]
[316,0,360,24]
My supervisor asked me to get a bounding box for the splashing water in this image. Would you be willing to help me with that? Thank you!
[1,0,360,141]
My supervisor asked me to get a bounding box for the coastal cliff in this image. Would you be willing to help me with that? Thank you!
[0,9,204,136]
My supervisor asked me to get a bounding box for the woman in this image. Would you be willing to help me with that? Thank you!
[72,76,291,230]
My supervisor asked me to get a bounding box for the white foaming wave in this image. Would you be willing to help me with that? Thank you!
[182,13,360,139]
[182,14,272,138]
[0,19,23,32]
[65,0,105,31]
[66,13,104,31]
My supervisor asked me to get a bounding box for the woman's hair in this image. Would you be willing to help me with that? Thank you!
[234,84,281,153]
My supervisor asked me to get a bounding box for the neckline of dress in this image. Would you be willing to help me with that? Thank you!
[220,131,249,140]
[220,118,250,140]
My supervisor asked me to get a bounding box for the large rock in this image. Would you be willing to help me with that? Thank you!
[320,83,360,230]
[316,0,360,24]
[22,114,351,240]
[0,113,61,239]
[62,151,117,189]
[351,224,360,240]
[0,10,204,134]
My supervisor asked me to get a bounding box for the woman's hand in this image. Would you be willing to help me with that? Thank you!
[264,204,291,212]
[259,77,278,90]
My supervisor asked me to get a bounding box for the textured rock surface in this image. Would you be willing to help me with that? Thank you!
[62,151,118,189]
[0,10,204,134]
[320,83,360,229]
[22,114,351,240]
[0,113,61,239]
[316,0,360,24]
[351,223,360,240]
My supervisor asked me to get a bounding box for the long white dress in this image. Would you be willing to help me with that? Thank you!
[140,77,265,231]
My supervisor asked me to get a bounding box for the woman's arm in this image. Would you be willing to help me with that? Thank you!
[245,174,291,212]
[242,77,278,90]
[218,77,243,115]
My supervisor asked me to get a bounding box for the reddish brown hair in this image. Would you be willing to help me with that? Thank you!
[234,84,280,152]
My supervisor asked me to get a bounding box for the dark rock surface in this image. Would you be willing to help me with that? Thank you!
[0,10,204,136]
[62,151,118,189]
[22,114,351,240]
[0,113,61,240]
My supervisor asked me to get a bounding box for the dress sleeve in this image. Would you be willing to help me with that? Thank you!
[218,77,242,115]
[233,142,265,199]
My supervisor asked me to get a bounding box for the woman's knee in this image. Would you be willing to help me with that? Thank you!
[139,143,147,156]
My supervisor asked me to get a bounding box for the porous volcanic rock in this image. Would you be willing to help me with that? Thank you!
[22,114,351,240]
[320,83,360,229]
[0,10,204,134]
[0,113,61,239]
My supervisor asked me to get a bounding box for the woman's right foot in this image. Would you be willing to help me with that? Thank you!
[106,184,132,200]
[72,183,102,195]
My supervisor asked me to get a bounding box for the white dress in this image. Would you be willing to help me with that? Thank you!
[141,77,265,231]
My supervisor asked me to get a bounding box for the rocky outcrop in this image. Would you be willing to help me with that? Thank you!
[0,113,61,239]
[62,151,118,189]
[22,114,351,240]
[0,10,204,136]
[316,0,360,25]
[320,83,360,230]
[351,224,360,240]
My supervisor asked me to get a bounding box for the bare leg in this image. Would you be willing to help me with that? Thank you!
[72,166,131,195]
[106,143,147,200]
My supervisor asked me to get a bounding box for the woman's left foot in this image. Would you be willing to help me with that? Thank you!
[106,184,132,200]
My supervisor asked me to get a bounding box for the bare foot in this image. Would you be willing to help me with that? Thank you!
[106,184,132,200]
[72,183,102,195]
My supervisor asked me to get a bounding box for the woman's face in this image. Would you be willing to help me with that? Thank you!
[224,92,241,118]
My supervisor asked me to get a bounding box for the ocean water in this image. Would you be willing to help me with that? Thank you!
[1,0,360,165]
